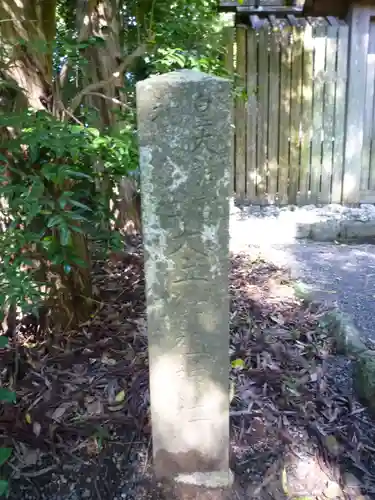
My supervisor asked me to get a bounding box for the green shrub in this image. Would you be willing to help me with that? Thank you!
[0,109,137,321]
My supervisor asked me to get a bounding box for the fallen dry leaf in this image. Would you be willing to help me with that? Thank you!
[101,353,116,366]
[51,403,71,422]
[85,397,103,416]
[32,422,41,437]
[108,402,126,412]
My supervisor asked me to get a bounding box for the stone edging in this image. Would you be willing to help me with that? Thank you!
[293,282,375,414]
[308,219,375,242]
[230,200,375,243]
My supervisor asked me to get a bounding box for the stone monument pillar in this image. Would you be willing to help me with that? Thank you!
[136,70,232,498]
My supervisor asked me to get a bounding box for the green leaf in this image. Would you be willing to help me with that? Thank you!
[60,227,71,247]
[0,479,8,496]
[69,254,87,267]
[0,337,8,349]
[69,200,92,212]
[92,137,107,147]
[70,125,85,135]
[86,127,100,137]
[59,198,68,210]
[64,170,92,180]
[28,179,44,199]
[47,215,63,228]
[69,223,84,233]
[0,389,15,403]
[231,359,245,369]
[0,448,12,466]
[51,254,64,265]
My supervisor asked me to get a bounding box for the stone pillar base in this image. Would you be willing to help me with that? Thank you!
[159,471,233,500]
[172,482,231,500]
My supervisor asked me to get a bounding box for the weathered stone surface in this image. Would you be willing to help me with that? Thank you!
[353,353,375,414]
[136,70,231,480]
[310,219,340,241]
[317,309,368,356]
[294,222,311,239]
[340,220,375,240]
[157,473,233,500]
[172,482,231,500]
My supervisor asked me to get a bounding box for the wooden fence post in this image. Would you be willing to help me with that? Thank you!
[343,6,370,203]
[222,18,235,197]
[331,20,349,204]
[235,25,247,199]
[246,22,258,201]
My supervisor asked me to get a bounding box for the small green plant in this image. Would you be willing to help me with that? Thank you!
[0,447,12,497]
[0,346,14,498]
[92,426,110,452]
[0,109,137,324]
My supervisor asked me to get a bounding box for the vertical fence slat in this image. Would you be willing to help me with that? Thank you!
[331,21,349,203]
[370,65,375,191]
[224,27,234,74]
[365,22,375,192]
[288,17,304,205]
[321,23,337,204]
[370,67,375,191]
[223,25,235,196]
[299,22,314,204]
[343,7,370,203]
[256,21,270,203]
[361,60,375,191]
[370,19,375,192]
[235,26,247,198]
[278,21,292,205]
[246,27,258,200]
[267,18,281,204]
[310,18,327,204]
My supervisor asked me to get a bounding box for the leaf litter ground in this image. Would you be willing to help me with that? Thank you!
[1,240,375,499]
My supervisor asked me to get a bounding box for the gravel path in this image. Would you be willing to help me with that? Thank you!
[230,200,375,344]
[243,241,375,344]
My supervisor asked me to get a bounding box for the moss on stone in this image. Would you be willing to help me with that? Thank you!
[353,353,375,413]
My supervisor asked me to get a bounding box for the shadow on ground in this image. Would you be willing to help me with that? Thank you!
[1,242,375,499]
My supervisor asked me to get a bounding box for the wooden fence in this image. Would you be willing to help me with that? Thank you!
[227,13,375,205]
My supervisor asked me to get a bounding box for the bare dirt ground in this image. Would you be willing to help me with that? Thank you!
[1,239,375,499]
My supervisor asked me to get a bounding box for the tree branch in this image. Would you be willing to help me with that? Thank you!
[68,44,147,114]
[58,0,97,89]
[85,92,131,109]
